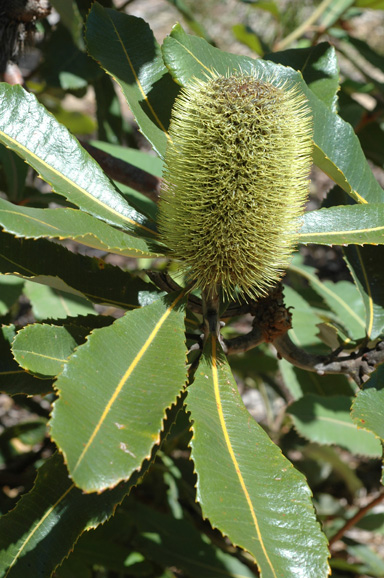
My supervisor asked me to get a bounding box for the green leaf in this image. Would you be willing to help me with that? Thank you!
[187,336,330,578]
[266,42,339,111]
[0,143,28,202]
[85,3,179,158]
[0,231,156,309]
[279,360,356,400]
[288,394,382,457]
[40,22,102,90]
[50,293,187,492]
[89,140,161,222]
[351,365,384,442]
[12,324,89,378]
[0,198,163,258]
[0,274,24,315]
[161,26,384,204]
[299,204,384,245]
[284,285,329,352]
[93,74,124,144]
[23,281,95,320]
[0,83,154,235]
[232,24,264,55]
[289,257,366,341]
[0,452,145,578]
[0,325,53,396]
[343,245,384,339]
[128,500,257,578]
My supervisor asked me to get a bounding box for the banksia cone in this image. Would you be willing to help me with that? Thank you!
[158,72,313,300]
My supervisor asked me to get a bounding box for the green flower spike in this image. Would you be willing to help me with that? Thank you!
[159,71,313,300]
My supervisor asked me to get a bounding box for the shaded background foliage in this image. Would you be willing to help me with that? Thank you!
[1,1,384,577]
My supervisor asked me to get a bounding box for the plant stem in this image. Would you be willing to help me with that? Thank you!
[274,0,334,51]
[328,489,384,549]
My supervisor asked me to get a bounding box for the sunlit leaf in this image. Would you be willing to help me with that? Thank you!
[0,83,154,235]
[299,204,384,245]
[50,293,187,492]
[162,25,384,204]
[12,324,89,378]
[86,3,179,158]
[187,336,330,578]
[0,197,164,258]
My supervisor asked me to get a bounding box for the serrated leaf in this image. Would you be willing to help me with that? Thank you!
[299,204,384,245]
[50,293,187,492]
[12,324,89,378]
[343,245,384,339]
[288,394,382,457]
[0,325,54,396]
[85,3,179,158]
[187,336,330,578]
[0,231,156,309]
[0,452,145,578]
[289,257,366,341]
[161,26,384,204]
[0,83,154,235]
[0,197,163,258]
[266,42,339,111]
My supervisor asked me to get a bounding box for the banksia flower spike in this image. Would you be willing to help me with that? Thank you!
[158,71,313,300]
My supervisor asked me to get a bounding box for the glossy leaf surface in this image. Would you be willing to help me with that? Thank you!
[288,394,382,457]
[86,3,179,158]
[162,25,384,204]
[0,231,155,309]
[0,83,153,235]
[0,198,163,258]
[0,453,142,578]
[187,336,330,578]
[50,294,187,492]
[299,204,384,245]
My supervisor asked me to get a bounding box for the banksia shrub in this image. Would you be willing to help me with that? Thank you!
[159,72,313,299]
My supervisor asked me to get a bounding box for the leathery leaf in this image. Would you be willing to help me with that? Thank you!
[50,293,187,492]
[186,336,330,578]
